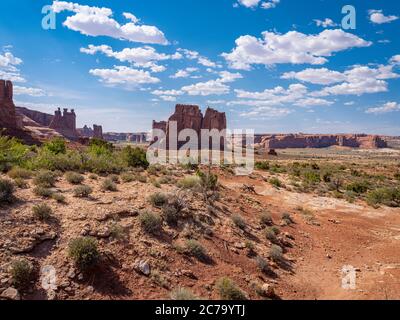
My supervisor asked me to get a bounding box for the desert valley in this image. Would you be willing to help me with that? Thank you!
[1,78,400,300]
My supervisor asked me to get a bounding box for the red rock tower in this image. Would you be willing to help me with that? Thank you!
[0,80,18,128]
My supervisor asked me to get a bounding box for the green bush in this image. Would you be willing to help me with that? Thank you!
[33,170,56,187]
[73,185,93,198]
[121,172,135,183]
[346,180,370,194]
[10,259,33,289]
[216,277,247,300]
[0,178,15,203]
[177,175,201,189]
[68,237,99,270]
[101,178,117,191]
[43,137,67,155]
[148,192,168,207]
[265,227,278,244]
[197,170,218,190]
[162,196,185,226]
[256,256,271,274]
[255,161,270,171]
[302,171,320,185]
[108,174,120,183]
[0,136,30,171]
[260,212,273,226]
[270,177,282,188]
[269,245,283,262]
[32,203,53,221]
[33,186,53,198]
[232,214,246,230]
[366,187,400,207]
[14,177,29,189]
[88,138,114,156]
[120,146,149,169]
[109,223,128,241]
[139,211,162,235]
[185,239,208,261]
[65,171,84,184]
[52,193,66,203]
[170,287,199,300]
[8,167,32,179]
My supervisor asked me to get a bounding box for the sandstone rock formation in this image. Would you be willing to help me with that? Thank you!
[49,108,78,140]
[261,134,387,150]
[16,107,53,127]
[0,80,18,128]
[93,125,103,139]
[78,124,104,140]
[152,104,227,149]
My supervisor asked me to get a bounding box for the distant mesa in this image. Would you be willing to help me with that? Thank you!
[152,104,227,150]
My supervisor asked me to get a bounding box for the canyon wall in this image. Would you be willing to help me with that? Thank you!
[0,80,18,129]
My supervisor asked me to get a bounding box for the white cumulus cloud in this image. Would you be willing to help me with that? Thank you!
[368,10,399,24]
[366,102,400,114]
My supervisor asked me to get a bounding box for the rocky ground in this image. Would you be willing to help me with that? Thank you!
[0,159,399,300]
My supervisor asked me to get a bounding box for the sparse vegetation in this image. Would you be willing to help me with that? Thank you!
[0,178,15,203]
[33,186,53,198]
[73,185,93,198]
[8,167,32,179]
[265,227,279,244]
[68,237,99,270]
[216,277,247,300]
[65,171,84,185]
[162,195,185,225]
[148,192,168,207]
[32,203,53,221]
[185,239,208,261]
[232,214,246,230]
[170,287,199,300]
[270,177,282,188]
[139,211,162,235]
[13,177,29,189]
[260,212,273,226]
[33,170,56,188]
[101,178,117,191]
[10,259,33,289]
[52,193,66,203]
[121,172,135,183]
[282,212,294,225]
[270,244,284,263]
[178,175,201,190]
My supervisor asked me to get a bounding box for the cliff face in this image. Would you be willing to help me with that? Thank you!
[262,134,388,149]
[0,80,18,128]
[16,107,54,127]
[152,104,227,149]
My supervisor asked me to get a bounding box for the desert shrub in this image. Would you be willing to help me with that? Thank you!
[14,177,29,189]
[346,180,370,194]
[149,192,168,208]
[139,211,162,235]
[52,193,66,203]
[43,137,67,155]
[255,161,270,171]
[28,149,82,172]
[32,203,53,221]
[269,245,284,262]
[394,172,400,181]
[121,172,135,183]
[366,187,400,207]
[8,167,32,179]
[216,277,247,300]
[73,185,93,198]
[322,171,332,183]
[68,237,99,270]
[83,152,122,174]
[33,186,53,198]
[0,178,15,203]
[270,177,282,188]
[88,138,113,156]
[232,214,246,230]
[0,136,30,171]
[302,171,321,185]
[177,175,201,190]
[170,287,199,300]
[197,170,218,190]
[181,159,199,171]
[147,164,159,175]
[162,196,185,226]
[151,179,161,188]
[108,174,120,183]
[282,212,294,224]
[256,256,271,274]
[33,170,56,187]
[109,223,128,241]
[10,259,33,288]
[137,174,147,183]
[185,240,208,261]
[101,178,117,192]
[260,212,273,226]
[158,175,174,185]
[120,146,149,169]
[265,227,278,244]
[65,171,84,185]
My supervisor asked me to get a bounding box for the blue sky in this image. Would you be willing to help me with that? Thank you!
[0,0,399,134]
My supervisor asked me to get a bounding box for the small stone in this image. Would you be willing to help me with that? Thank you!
[67,269,76,279]
[234,242,246,249]
[1,287,20,300]
[47,290,57,300]
[135,260,151,276]
[261,283,275,298]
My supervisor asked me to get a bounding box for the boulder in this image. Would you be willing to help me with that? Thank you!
[1,287,21,300]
